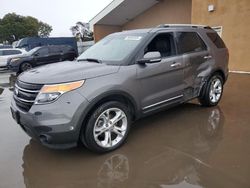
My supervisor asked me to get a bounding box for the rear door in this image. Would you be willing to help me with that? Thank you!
[175,31,211,99]
[49,46,62,62]
[34,47,50,65]
[137,32,185,112]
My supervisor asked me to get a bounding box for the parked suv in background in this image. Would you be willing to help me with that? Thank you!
[11,24,229,153]
[0,48,26,68]
[7,45,77,73]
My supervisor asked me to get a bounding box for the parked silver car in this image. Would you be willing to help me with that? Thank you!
[11,24,229,153]
[0,48,26,68]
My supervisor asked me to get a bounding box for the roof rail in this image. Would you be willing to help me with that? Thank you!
[157,24,212,29]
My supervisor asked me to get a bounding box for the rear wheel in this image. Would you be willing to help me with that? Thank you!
[199,74,224,107]
[82,101,131,153]
[20,62,32,72]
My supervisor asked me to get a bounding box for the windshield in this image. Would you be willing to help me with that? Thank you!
[16,38,28,48]
[77,33,146,64]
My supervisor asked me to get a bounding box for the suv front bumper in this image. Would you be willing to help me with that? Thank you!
[10,90,90,149]
[7,63,19,72]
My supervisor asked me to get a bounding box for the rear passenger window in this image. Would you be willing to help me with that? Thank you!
[3,50,22,55]
[207,32,226,48]
[176,32,207,54]
[50,47,61,54]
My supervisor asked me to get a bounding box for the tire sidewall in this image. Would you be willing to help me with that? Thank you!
[83,101,131,153]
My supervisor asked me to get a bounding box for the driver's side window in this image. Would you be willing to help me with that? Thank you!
[145,33,176,58]
[36,47,49,56]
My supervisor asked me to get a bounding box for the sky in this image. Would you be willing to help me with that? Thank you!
[0,0,113,37]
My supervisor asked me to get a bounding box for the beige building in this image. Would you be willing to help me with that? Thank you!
[90,0,250,72]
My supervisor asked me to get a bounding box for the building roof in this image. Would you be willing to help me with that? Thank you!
[89,0,160,30]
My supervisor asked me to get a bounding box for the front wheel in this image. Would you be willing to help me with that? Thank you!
[20,62,32,72]
[199,74,224,107]
[82,101,131,153]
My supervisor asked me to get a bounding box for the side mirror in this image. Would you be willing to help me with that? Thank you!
[137,51,161,64]
[34,52,39,57]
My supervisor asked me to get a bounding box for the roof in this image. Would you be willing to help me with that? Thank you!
[0,48,20,51]
[111,24,213,35]
[89,0,160,30]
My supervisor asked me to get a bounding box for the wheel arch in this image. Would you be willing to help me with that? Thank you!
[212,69,226,83]
[199,68,226,98]
[77,90,139,142]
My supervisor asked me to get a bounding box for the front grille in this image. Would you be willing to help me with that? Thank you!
[14,80,43,112]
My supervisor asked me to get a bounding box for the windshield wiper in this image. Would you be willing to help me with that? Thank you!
[77,58,102,64]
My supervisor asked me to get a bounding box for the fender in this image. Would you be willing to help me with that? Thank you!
[76,90,140,132]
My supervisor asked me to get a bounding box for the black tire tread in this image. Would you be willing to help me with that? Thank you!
[199,74,224,107]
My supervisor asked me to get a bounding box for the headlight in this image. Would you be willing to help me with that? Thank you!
[35,80,85,104]
[11,58,20,63]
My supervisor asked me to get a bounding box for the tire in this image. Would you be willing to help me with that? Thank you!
[82,101,131,153]
[199,74,224,107]
[20,62,32,72]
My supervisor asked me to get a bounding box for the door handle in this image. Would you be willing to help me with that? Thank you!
[170,62,181,68]
[204,55,212,59]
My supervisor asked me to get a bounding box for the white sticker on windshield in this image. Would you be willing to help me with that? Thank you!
[124,36,142,41]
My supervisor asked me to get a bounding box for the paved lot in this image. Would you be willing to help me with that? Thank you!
[0,71,250,188]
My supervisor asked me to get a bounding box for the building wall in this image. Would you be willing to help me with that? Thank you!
[93,0,192,42]
[93,24,122,42]
[192,0,250,71]
[123,0,192,30]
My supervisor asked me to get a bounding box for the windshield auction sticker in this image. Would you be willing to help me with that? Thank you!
[124,36,142,41]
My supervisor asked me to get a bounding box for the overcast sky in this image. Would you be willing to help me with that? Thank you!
[0,0,113,37]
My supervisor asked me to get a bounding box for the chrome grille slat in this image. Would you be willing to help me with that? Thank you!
[16,80,43,90]
[14,80,43,112]
[14,95,35,103]
[15,84,40,93]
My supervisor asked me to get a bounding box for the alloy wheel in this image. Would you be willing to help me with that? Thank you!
[93,108,128,148]
[21,63,32,71]
[209,78,222,103]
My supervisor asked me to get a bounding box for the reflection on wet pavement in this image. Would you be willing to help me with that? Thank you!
[0,73,250,188]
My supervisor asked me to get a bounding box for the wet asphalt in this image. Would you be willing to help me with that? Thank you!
[0,71,250,188]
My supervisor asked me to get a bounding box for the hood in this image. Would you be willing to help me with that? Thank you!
[18,61,120,84]
[11,54,30,59]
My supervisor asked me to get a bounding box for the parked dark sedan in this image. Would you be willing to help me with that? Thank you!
[7,45,77,73]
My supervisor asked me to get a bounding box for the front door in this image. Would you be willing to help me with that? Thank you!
[137,32,185,112]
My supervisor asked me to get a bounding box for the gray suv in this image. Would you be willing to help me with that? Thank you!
[10,24,229,153]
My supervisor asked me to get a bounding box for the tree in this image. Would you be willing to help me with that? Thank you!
[0,13,52,43]
[38,22,52,37]
[70,22,93,41]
